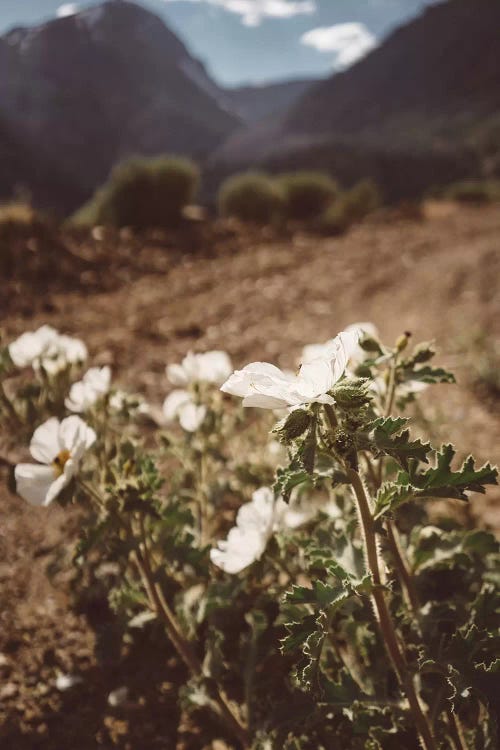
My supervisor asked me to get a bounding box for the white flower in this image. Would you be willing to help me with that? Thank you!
[167,351,233,387]
[8,325,59,368]
[109,390,149,415]
[221,329,359,410]
[370,374,429,402]
[210,487,312,574]
[301,322,378,370]
[162,389,207,432]
[15,416,96,507]
[8,326,87,373]
[65,366,111,412]
[41,334,88,375]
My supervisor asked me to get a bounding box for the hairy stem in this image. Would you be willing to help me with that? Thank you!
[348,468,437,750]
[386,520,421,614]
[362,454,421,616]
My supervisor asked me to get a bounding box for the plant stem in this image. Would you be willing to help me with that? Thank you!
[76,478,106,508]
[376,351,399,485]
[362,453,421,616]
[386,520,421,614]
[447,709,469,750]
[347,468,437,750]
[133,518,249,748]
[0,380,21,426]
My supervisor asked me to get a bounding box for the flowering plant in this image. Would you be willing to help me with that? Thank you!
[0,324,498,750]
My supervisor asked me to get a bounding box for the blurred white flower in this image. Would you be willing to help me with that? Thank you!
[221,329,359,410]
[370,374,429,401]
[167,350,233,387]
[210,487,312,574]
[8,326,88,374]
[41,334,88,375]
[109,390,149,415]
[65,366,111,412]
[301,322,378,369]
[8,325,59,368]
[162,389,207,432]
[15,416,96,507]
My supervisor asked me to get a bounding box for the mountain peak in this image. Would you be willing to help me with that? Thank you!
[0,0,239,214]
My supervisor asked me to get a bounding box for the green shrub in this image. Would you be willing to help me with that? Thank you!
[0,202,62,280]
[277,171,338,221]
[0,201,42,228]
[320,179,382,235]
[218,172,282,225]
[443,179,500,204]
[73,156,200,229]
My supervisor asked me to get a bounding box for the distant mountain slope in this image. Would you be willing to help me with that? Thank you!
[225,78,319,125]
[209,0,500,201]
[287,0,500,144]
[0,0,239,214]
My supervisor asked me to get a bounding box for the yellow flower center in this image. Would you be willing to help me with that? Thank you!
[52,449,71,477]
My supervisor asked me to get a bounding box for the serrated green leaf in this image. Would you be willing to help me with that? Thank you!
[400,364,456,385]
[370,417,431,469]
[374,445,498,518]
[280,615,318,655]
[407,445,498,499]
[373,482,415,519]
[284,582,351,610]
[274,463,311,502]
[319,669,370,705]
[402,342,436,366]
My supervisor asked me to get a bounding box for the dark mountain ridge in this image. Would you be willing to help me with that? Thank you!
[226,78,319,125]
[0,0,239,213]
[209,0,500,202]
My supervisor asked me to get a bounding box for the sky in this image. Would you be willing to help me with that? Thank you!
[0,0,439,85]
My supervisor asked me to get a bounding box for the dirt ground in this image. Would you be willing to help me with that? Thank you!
[1,203,499,748]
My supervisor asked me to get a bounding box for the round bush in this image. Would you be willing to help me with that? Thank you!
[319,179,382,235]
[74,156,200,230]
[444,179,500,204]
[218,172,282,225]
[277,171,338,222]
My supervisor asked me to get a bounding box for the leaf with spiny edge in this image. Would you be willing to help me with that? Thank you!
[399,364,456,385]
[370,416,431,469]
[374,445,498,518]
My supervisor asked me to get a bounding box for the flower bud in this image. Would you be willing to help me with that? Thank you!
[396,332,412,353]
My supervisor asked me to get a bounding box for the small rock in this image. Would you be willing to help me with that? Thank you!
[1,682,18,699]
[108,686,128,707]
[55,672,83,691]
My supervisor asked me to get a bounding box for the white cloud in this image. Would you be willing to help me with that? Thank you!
[57,3,80,17]
[164,0,316,27]
[301,22,377,69]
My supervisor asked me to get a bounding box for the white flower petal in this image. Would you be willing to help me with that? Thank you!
[196,351,233,385]
[29,417,61,464]
[168,350,233,387]
[15,464,56,506]
[297,358,335,397]
[162,390,191,422]
[178,403,206,432]
[65,367,111,412]
[45,472,70,505]
[210,528,267,574]
[166,363,189,387]
[242,393,291,409]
